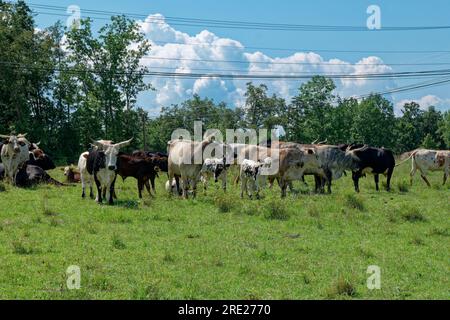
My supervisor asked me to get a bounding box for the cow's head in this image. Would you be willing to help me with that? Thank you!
[0,134,28,155]
[92,139,133,171]
[30,148,56,170]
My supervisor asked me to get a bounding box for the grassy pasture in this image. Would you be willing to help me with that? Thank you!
[0,164,448,300]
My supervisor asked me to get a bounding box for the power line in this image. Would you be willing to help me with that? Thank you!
[353,77,450,99]
[25,3,450,32]
[139,55,450,67]
[150,40,450,55]
[2,60,450,80]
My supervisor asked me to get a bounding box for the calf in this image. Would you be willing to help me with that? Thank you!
[86,139,133,204]
[0,134,30,184]
[200,157,229,193]
[63,166,81,183]
[398,149,449,186]
[133,151,169,194]
[78,151,94,198]
[116,153,159,199]
[240,158,272,199]
[347,145,395,192]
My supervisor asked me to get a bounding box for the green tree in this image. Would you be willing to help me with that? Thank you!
[288,76,335,143]
[352,94,396,148]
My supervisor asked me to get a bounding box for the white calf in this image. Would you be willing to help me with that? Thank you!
[78,151,94,199]
[0,134,30,185]
[240,158,272,199]
[406,149,450,186]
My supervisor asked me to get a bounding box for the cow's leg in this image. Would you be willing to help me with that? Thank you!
[144,179,154,197]
[192,178,197,198]
[181,177,189,199]
[443,170,448,185]
[386,167,394,191]
[149,176,156,194]
[222,173,227,192]
[374,174,380,191]
[281,179,288,198]
[352,171,361,193]
[325,170,332,194]
[240,177,245,199]
[81,174,86,198]
[94,175,102,203]
[410,162,417,186]
[420,172,431,187]
[138,180,143,199]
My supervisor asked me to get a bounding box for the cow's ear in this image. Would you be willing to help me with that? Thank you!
[83,153,89,159]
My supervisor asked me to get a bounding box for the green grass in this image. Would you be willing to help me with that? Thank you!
[0,164,448,299]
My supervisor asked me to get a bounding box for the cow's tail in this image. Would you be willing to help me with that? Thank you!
[395,150,416,167]
[46,176,67,187]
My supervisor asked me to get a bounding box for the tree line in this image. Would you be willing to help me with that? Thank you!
[1,1,449,164]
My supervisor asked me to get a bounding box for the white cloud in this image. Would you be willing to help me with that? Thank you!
[136,14,400,112]
[395,95,450,114]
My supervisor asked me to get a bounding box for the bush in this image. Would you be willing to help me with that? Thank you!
[112,235,126,250]
[402,208,427,223]
[397,180,409,193]
[327,277,357,298]
[344,194,365,211]
[214,196,234,213]
[264,201,290,221]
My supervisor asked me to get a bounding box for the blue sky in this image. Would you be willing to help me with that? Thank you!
[26,0,450,115]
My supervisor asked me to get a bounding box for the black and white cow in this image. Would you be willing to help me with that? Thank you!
[200,157,229,193]
[346,145,395,192]
[240,158,272,199]
[86,139,133,204]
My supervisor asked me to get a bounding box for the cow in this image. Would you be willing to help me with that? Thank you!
[62,166,81,183]
[165,178,179,195]
[397,149,450,186]
[78,151,95,199]
[78,140,114,199]
[167,138,231,199]
[271,147,320,198]
[116,153,160,199]
[132,151,169,194]
[240,157,272,199]
[0,134,30,185]
[14,164,64,188]
[86,139,133,204]
[279,143,358,194]
[27,148,56,171]
[346,145,395,193]
[200,157,229,193]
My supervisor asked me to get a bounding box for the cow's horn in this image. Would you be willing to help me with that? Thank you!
[0,134,10,139]
[18,133,27,138]
[115,138,133,148]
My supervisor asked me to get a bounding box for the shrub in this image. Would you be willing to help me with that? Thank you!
[397,180,409,193]
[327,277,357,298]
[112,234,126,250]
[344,194,365,211]
[214,196,234,213]
[402,208,427,223]
[264,201,290,221]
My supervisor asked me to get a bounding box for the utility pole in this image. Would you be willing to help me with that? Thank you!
[140,108,148,151]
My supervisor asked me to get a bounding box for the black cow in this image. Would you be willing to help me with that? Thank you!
[14,165,64,187]
[347,145,395,192]
[117,153,160,198]
[132,151,169,193]
[26,149,56,171]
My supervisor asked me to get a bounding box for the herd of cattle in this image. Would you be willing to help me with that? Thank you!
[0,133,449,205]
